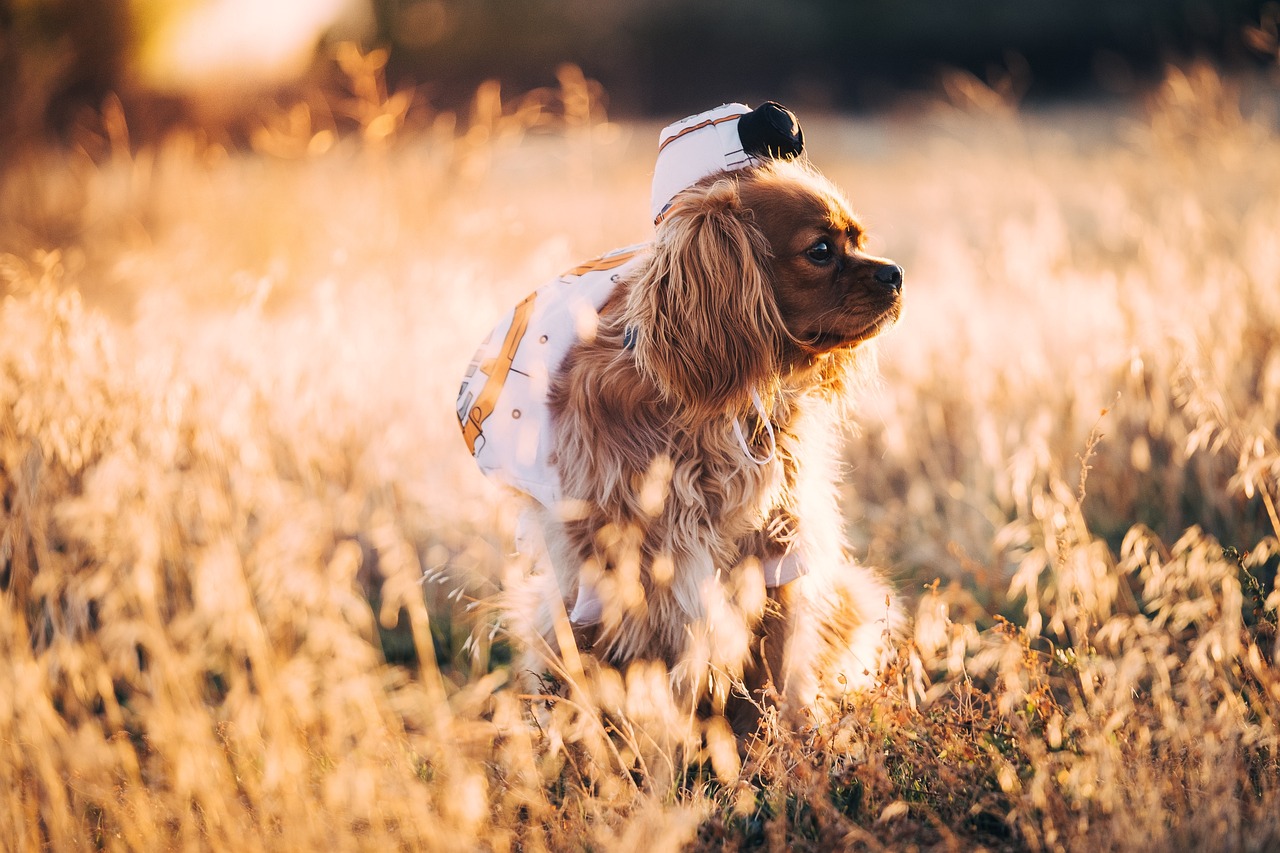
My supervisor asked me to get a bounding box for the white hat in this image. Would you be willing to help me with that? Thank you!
[649,101,805,224]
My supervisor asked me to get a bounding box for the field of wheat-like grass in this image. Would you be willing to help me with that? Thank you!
[2,62,1280,850]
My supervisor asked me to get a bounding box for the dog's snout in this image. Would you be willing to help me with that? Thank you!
[873,263,903,292]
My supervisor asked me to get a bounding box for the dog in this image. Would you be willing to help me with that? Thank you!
[517,158,904,733]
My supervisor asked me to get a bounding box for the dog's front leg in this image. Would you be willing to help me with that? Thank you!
[725,504,811,724]
[725,575,798,737]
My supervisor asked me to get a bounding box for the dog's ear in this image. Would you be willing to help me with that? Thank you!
[625,177,782,416]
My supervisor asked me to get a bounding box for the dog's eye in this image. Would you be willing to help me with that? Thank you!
[806,241,834,264]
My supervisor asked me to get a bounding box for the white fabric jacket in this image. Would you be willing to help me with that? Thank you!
[456,245,648,510]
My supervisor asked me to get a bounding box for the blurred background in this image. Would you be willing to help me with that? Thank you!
[2,0,1274,158]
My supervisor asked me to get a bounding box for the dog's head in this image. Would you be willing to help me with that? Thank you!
[624,159,902,416]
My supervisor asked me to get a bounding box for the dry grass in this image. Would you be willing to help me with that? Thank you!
[2,59,1280,850]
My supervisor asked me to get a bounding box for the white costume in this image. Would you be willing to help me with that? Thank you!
[456,244,648,509]
[456,103,808,610]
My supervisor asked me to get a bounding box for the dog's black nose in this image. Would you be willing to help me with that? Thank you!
[874,263,904,291]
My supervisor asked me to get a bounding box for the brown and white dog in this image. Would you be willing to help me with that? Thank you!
[516,158,903,733]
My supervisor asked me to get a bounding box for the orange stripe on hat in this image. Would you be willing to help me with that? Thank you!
[657,112,744,153]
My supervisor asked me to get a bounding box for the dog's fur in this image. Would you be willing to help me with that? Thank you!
[518,159,902,732]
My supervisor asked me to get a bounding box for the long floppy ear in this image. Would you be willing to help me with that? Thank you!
[624,176,782,417]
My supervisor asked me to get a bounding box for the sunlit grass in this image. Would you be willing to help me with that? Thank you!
[2,61,1279,850]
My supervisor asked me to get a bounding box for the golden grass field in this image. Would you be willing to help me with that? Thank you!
[2,60,1280,850]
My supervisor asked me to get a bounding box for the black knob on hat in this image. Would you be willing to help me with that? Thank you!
[737,102,804,160]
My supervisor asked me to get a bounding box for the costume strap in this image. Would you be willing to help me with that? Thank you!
[732,389,776,465]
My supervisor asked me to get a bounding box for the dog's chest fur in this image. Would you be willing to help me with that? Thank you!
[656,383,826,565]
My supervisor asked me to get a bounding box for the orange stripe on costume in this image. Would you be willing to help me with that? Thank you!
[652,200,690,226]
[461,291,537,454]
[563,248,642,277]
